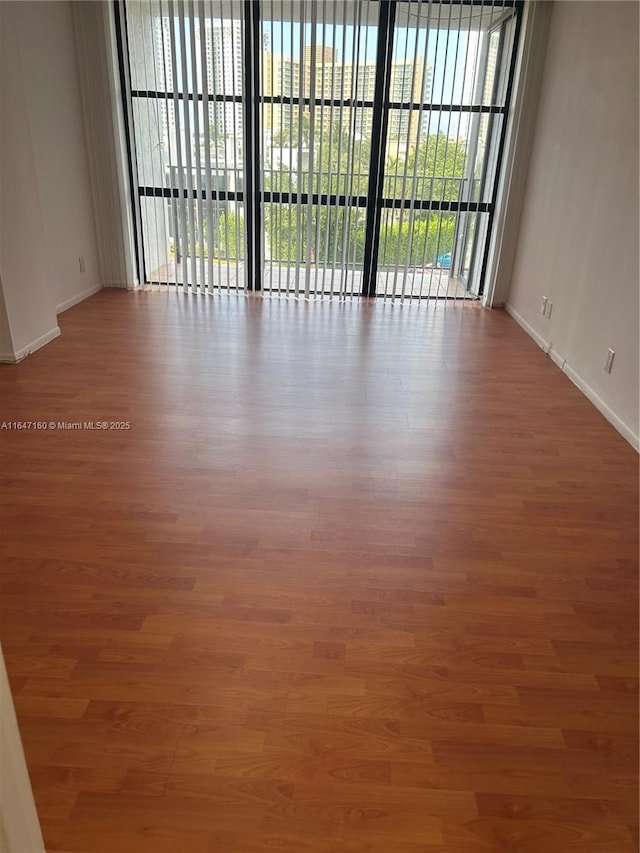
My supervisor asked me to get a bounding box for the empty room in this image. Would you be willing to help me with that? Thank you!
[0,0,638,851]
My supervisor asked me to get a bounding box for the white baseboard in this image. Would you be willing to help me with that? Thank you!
[548,348,565,371]
[504,303,549,353]
[505,303,639,452]
[55,283,102,315]
[562,362,639,452]
[0,326,61,364]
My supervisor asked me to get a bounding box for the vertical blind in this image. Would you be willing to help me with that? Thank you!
[120,0,521,299]
[124,0,248,292]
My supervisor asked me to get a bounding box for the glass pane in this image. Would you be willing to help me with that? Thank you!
[126,1,245,289]
[377,209,467,299]
[380,2,518,297]
[384,116,467,203]
[143,196,245,288]
[259,2,377,295]
[263,202,364,295]
[263,106,372,197]
[456,210,491,296]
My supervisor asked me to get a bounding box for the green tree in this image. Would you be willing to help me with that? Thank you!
[265,114,371,267]
[399,133,468,203]
[379,133,467,266]
[378,214,456,268]
[264,122,467,269]
[216,211,244,260]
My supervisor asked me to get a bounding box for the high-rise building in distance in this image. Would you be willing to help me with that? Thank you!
[263,45,431,152]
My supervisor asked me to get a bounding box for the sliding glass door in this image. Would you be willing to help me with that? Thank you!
[119,0,521,298]
[259,2,378,297]
[122,0,247,290]
[377,1,519,299]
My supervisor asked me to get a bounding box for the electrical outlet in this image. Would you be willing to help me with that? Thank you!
[547,302,553,319]
[605,348,615,374]
[540,296,547,316]
[79,255,85,274]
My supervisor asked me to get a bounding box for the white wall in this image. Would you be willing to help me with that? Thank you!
[0,2,59,360]
[17,1,102,314]
[73,1,138,290]
[505,1,639,448]
[0,647,45,853]
[0,278,14,359]
[0,1,101,362]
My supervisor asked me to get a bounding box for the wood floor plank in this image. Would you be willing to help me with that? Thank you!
[0,290,637,851]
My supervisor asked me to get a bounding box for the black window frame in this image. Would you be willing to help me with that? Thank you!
[115,0,523,298]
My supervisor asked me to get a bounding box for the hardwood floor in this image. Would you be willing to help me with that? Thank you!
[0,289,637,852]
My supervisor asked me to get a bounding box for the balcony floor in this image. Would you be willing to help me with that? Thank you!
[148,261,475,300]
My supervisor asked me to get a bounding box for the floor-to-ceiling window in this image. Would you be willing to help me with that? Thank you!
[119,0,521,299]
[258,2,379,297]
